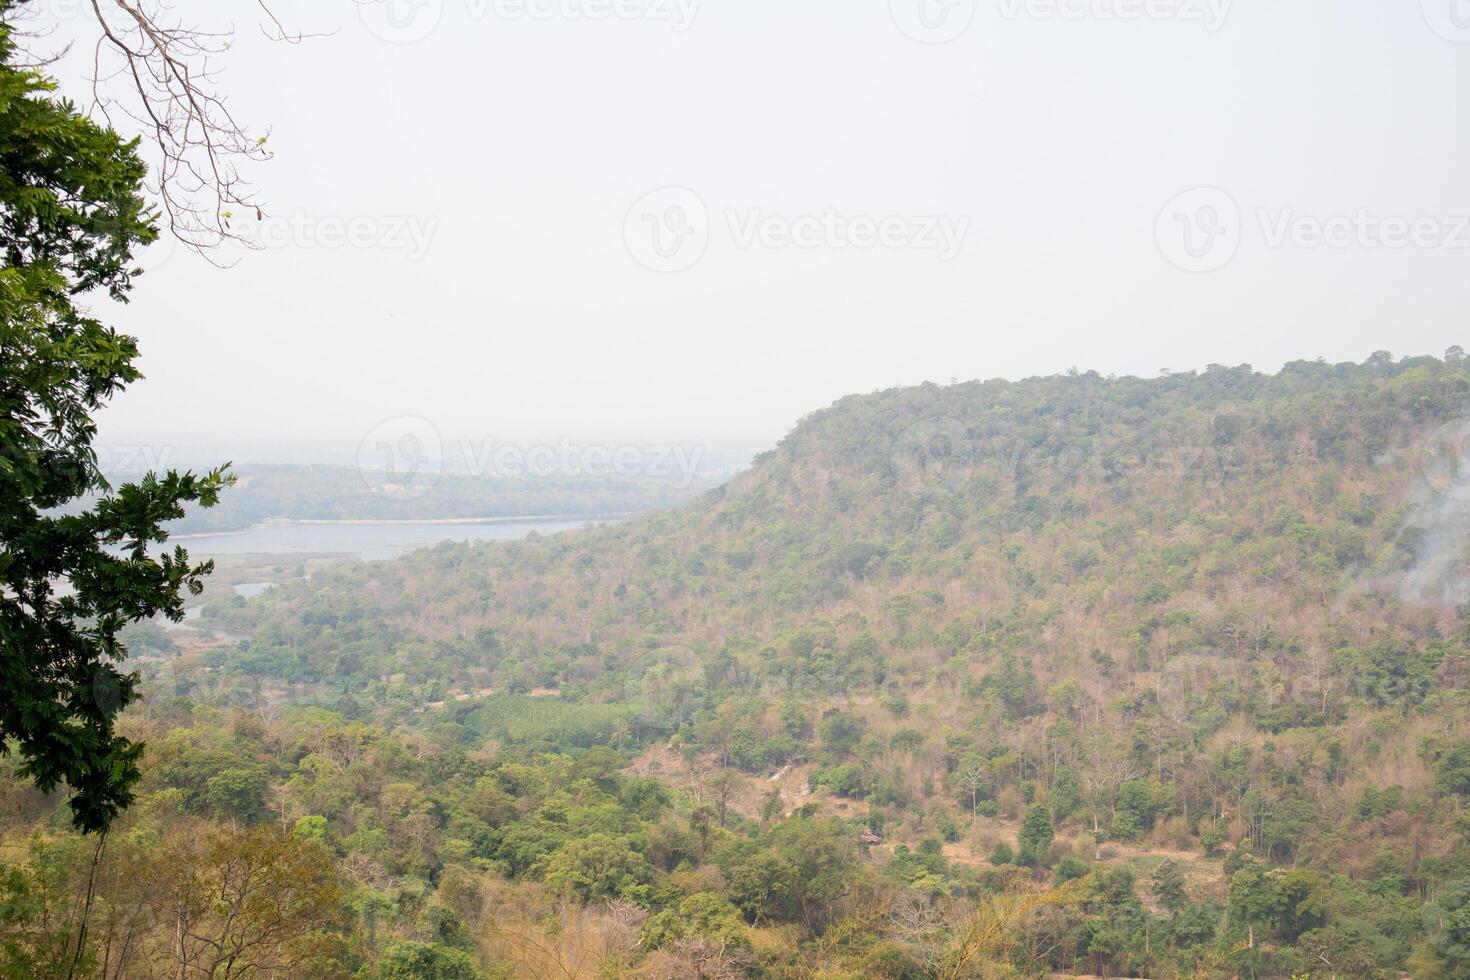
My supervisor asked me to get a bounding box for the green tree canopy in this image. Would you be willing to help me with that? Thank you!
[1018,804,1055,868]
[0,5,227,832]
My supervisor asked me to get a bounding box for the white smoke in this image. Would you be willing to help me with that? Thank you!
[1396,417,1470,608]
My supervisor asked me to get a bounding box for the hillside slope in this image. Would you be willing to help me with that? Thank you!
[184,353,1470,976]
[225,355,1468,704]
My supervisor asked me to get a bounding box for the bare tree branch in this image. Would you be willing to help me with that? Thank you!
[12,0,329,256]
[87,0,271,253]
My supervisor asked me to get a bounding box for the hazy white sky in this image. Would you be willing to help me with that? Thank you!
[43,0,1470,464]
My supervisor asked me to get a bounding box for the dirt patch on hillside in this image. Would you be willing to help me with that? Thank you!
[625,745,845,820]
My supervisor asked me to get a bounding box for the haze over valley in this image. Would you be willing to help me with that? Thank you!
[5,3,1470,978]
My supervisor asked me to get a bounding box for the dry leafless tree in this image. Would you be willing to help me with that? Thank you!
[11,0,319,254]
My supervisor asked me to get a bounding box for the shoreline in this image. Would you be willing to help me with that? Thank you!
[169,513,631,540]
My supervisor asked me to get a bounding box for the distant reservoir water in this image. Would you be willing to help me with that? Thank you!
[170,516,616,562]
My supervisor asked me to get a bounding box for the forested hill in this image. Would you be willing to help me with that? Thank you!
[179,352,1470,977]
[224,352,1470,706]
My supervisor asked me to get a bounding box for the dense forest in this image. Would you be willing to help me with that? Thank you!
[11,354,1470,977]
[5,0,1467,976]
